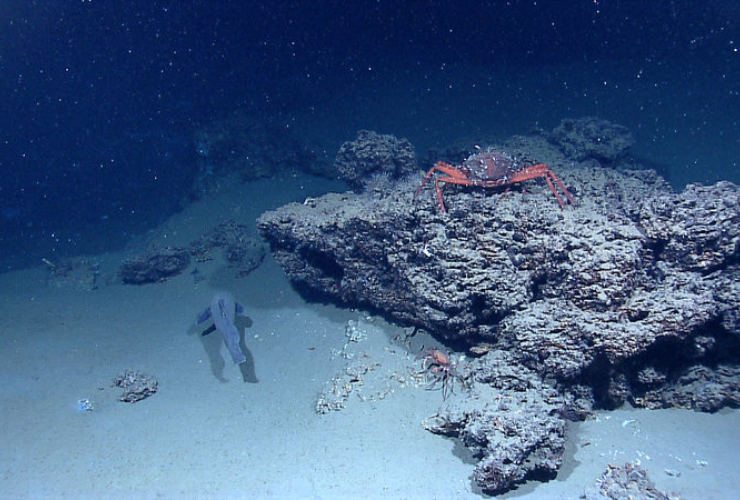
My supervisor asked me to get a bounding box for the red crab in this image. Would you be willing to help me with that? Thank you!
[414,150,575,212]
[416,347,469,400]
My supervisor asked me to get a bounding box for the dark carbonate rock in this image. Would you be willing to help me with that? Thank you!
[334,130,417,191]
[549,116,635,164]
[257,131,740,493]
[112,370,158,403]
[423,350,567,494]
[118,246,191,284]
[580,462,680,500]
[190,220,266,277]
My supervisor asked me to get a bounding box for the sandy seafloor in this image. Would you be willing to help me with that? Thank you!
[2,173,739,499]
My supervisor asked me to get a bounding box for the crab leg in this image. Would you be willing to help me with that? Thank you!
[425,371,443,390]
[415,162,472,213]
[546,171,576,207]
[434,177,459,212]
[510,163,575,209]
[414,162,460,199]
[544,176,567,209]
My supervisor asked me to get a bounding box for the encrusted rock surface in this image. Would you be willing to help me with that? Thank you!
[637,363,740,412]
[581,462,681,500]
[334,130,417,191]
[258,138,673,348]
[257,129,740,492]
[112,370,158,403]
[193,110,320,190]
[423,350,567,493]
[118,246,191,284]
[548,116,635,164]
[712,265,740,335]
[639,181,740,272]
[119,221,266,285]
[190,220,266,277]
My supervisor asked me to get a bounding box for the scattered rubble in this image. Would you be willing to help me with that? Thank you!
[112,370,158,403]
[581,462,682,500]
[315,318,414,414]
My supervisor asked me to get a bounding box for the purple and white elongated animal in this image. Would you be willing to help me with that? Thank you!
[197,292,248,364]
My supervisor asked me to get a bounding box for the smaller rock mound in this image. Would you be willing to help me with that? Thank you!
[334,130,417,191]
[549,116,635,164]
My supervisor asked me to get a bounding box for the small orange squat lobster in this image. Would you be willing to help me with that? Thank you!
[416,347,470,400]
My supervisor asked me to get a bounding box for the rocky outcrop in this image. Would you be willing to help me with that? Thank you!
[258,134,740,400]
[639,181,740,272]
[192,110,327,194]
[581,462,679,500]
[118,246,191,284]
[119,221,265,284]
[334,130,417,191]
[257,130,740,493]
[548,116,635,165]
[258,139,664,339]
[190,221,266,277]
[423,351,567,493]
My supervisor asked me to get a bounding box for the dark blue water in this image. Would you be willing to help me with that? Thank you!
[1,1,738,269]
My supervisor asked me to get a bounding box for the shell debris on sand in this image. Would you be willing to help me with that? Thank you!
[315,316,417,414]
